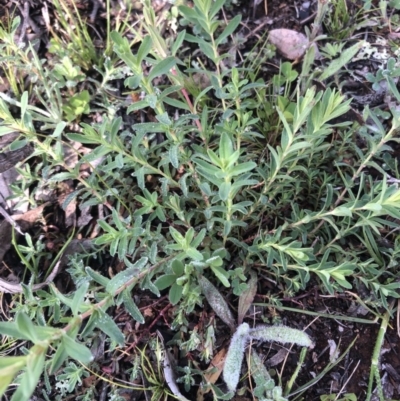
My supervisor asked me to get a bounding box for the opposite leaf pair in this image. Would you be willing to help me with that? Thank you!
[223,322,313,393]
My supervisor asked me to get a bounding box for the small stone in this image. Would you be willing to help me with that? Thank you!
[268,28,309,60]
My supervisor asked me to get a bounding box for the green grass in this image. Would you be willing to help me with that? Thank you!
[0,0,400,400]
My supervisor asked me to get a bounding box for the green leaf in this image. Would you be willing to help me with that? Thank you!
[0,356,27,398]
[154,274,177,290]
[191,228,206,249]
[148,57,176,81]
[0,126,17,136]
[249,325,313,347]
[0,321,31,341]
[52,121,67,138]
[137,35,152,64]
[10,344,46,401]
[16,313,38,343]
[169,283,183,305]
[106,257,148,294]
[229,162,256,176]
[110,30,125,47]
[85,266,111,287]
[62,334,94,363]
[210,265,230,287]
[219,182,231,201]
[319,41,365,81]
[132,123,165,133]
[169,144,180,168]
[361,203,383,212]
[9,139,27,151]
[95,311,125,346]
[163,96,191,111]
[82,145,111,162]
[0,355,27,369]
[219,132,234,164]
[216,15,241,46]
[49,343,69,374]
[178,5,198,21]
[185,227,195,246]
[71,281,89,316]
[169,226,186,246]
[210,0,225,18]
[172,259,185,275]
[122,289,145,324]
[249,349,273,389]
[171,29,186,56]
[127,99,149,113]
[186,247,203,261]
[20,91,28,119]
[66,133,98,144]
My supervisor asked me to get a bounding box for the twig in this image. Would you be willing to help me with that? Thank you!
[335,359,361,401]
[0,258,61,294]
[90,0,102,23]
[16,0,30,46]
[0,205,23,235]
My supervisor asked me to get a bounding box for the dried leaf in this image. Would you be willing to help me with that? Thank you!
[199,275,236,330]
[238,271,257,325]
[204,348,227,384]
[265,348,289,367]
[197,348,227,399]
[268,29,309,60]
[157,331,191,401]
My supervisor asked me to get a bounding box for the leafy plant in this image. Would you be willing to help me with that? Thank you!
[1,0,400,399]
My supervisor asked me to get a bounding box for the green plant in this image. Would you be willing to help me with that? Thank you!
[49,0,108,70]
[324,0,358,40]
[366,57,400,102]
[250,350,288,401]
[1,0,400,399]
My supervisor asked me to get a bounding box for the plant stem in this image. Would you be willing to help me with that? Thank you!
[365,301,394,401]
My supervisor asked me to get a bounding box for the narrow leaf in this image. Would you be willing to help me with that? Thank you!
[16,313,38,343]
[0,321,31,341]
[238,271,257,325]
[49,343,69,374]
[216,15,241,46]
[85,266,111,287]
[249,325,313,347]
[148,57,176,81]
[71,281,89,316]
[10,345,46,401]
[106,257,148,294]
[122,289,145,323]
[62,334,93,363]
[223,323,250,392]
[137,35,152,64]
[210,265,230,288]
[319,41,365,81]
[199,276,236,330]
[96,311,125,345]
